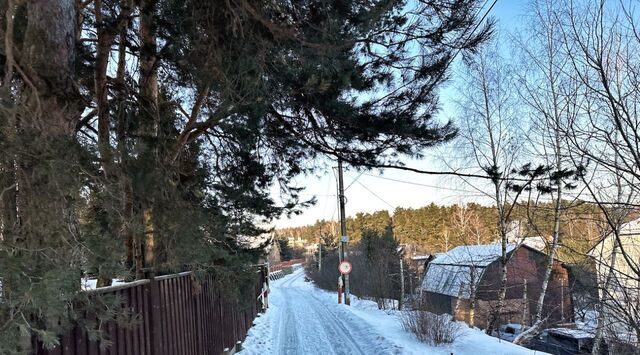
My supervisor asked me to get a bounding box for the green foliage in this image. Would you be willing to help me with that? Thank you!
[278,239,294,261]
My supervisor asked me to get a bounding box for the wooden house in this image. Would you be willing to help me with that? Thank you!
[588,218,640,343]
[421,243,572,329]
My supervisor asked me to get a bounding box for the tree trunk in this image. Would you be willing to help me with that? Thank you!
[19,0,82,252]
[487,182,508,334]
[592,229,620,355]
[513,187,563,345]
[469,266,476,327]
[137,0,159,276]
[11,0,83,350]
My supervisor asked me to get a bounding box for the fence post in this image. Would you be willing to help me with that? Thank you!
[147,272,163,355]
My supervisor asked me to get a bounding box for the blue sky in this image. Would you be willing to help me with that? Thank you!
[272,0,529,228]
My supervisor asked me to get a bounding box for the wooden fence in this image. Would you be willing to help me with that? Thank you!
[33,265,269,355]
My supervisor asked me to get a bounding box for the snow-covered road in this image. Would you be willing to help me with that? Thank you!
[240,268,544,355]
[269,270,401,355]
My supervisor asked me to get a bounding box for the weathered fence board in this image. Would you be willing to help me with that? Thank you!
[33,265,269,355]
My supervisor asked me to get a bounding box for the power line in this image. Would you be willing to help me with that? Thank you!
[355,180,396,210]
[360,172,479,194]
[345,172,363,191]
[451,0,498,64]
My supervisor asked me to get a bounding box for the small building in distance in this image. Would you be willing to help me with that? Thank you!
[588,217,640,345]
[421,243,572,329]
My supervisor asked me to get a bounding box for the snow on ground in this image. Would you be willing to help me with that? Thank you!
[240,268,545,355]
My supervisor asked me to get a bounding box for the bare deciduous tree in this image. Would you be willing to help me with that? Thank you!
[452,41,535,333]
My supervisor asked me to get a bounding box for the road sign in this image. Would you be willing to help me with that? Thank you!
[338,261,352,275]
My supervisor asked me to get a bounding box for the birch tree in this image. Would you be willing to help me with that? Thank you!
[453,42,535,333]
[512,0,582,343]
[559,0,640,349]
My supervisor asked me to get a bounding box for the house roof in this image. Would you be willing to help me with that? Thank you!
[421,243,517,299]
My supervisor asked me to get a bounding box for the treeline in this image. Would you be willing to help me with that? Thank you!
[278,201,603,262]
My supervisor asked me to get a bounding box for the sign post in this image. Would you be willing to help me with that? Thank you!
[337,261,351,304]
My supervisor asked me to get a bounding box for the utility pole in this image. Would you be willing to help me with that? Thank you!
[337,158,350,305]
[318,235,322,272]
[399,257,405,310]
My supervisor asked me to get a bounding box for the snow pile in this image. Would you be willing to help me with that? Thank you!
[240,269,543,355]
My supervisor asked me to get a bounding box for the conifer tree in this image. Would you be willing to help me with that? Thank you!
[0,0,492,351]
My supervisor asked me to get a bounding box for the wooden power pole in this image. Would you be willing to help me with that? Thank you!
[337,158,351,305]
[318,235,322,272]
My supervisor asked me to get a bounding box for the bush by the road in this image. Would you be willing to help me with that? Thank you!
[400,308,463,345]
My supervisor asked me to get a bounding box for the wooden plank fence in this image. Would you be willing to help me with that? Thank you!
[33,265,269,355]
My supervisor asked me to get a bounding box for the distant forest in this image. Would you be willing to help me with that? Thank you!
[276,201,606,263]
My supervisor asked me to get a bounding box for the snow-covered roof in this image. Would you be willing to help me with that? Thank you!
[519,236,547,251]
[421,243,517,299]
[546,328,594,339]
[429,244,516,267]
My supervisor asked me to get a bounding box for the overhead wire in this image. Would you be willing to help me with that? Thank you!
[345,172,364,191]
[355,180,396,210]
[360,172,480,194]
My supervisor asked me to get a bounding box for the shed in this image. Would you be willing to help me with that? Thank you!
[421,243,572,329]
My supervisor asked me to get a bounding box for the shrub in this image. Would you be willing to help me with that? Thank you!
[400,309,463,345]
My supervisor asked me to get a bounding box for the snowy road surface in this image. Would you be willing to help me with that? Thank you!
[240,268,545,355]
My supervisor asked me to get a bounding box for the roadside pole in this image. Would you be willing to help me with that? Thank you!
[318,236,322,272]
[399,257,405,310]
[337,158,351,305]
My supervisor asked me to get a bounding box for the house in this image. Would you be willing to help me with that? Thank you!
[421,243,572,329]
[410,255,434,275]
[588,218,640,343]
[504,220,548,251]
[589,218,640,294]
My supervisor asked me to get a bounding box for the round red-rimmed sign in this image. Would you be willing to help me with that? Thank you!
[338,261,352,275]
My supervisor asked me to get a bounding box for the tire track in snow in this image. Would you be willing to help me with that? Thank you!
[273,270,305,354]
[291,287,365,355]
[269,269,399,355]
[295,288,401,355]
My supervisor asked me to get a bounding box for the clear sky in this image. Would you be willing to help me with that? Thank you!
[273,0,528,228]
